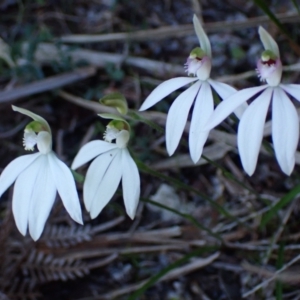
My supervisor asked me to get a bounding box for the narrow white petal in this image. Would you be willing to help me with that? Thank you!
[12,105,51,134]
[0,153,41,198]
[12,155,43,236]
[204,85,267,131]
[166,81,201,156]
[208,79,236,99]
[189,82,213,163]
[28,155,57,241]
[83,149,118,212]
[47,152,83,224]
[71,140,118,170]
[139,77,198,111]
[208,79,247,119]
[193,15,212,57]
[238,88,273,176]
[88,150,123,219]
[258,26,280,58]
[121,149,140,219]
[272,87,299,175]
[280,84,300,102]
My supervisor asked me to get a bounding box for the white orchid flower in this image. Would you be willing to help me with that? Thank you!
[205,26,300,176]
[0,106,83,241]
[139,15,246,163]
[71,117,140,220]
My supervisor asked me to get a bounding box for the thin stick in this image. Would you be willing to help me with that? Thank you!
[0,66,96,103]
[63,245,189,260]
[59,12,300,44]
[242,253,300,298]
[94,252,220,300]
[262,199,297,265]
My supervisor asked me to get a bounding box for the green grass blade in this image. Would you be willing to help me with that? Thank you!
[253,0,290,36]
[291,0,300,14]
[260,183,300,228]
[136,159,249,228]
[142,197,222,241]
[127,247,219,300]
[128,110,164,133]
[202,155,259,196]
[253,0,300,55]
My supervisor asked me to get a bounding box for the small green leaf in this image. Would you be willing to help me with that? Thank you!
[99,92,128,115]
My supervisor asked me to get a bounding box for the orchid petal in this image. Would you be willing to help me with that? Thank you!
[166,81,201,156]
[121,149,140,219]
[83,149,118,212]
[208,79,236,99]
[12,105,51,134]
[193,15,212,57]
[28,155,57,240]
[258,26,280,58]
[0,153,41,198]
[12,155,43,236]
[189,82,213,163]
[208,79,247,119]
[272,87,299,175]
[139,77,198,111]
[204,85,267,130]
[13,175,31,236]
[88,150,122,219]
[47,152,83,224]
[238,88,273,176]
[280,84,300,102]
[71,140,118,170]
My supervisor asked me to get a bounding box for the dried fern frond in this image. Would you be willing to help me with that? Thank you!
[40,225,92,248]
[4,278,40,300]
[0,236,34,293]
[22,250,90,283]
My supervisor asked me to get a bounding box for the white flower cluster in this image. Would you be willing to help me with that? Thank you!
[0,15,299,241]
[140,15,300,176]
[0,107,140,240]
